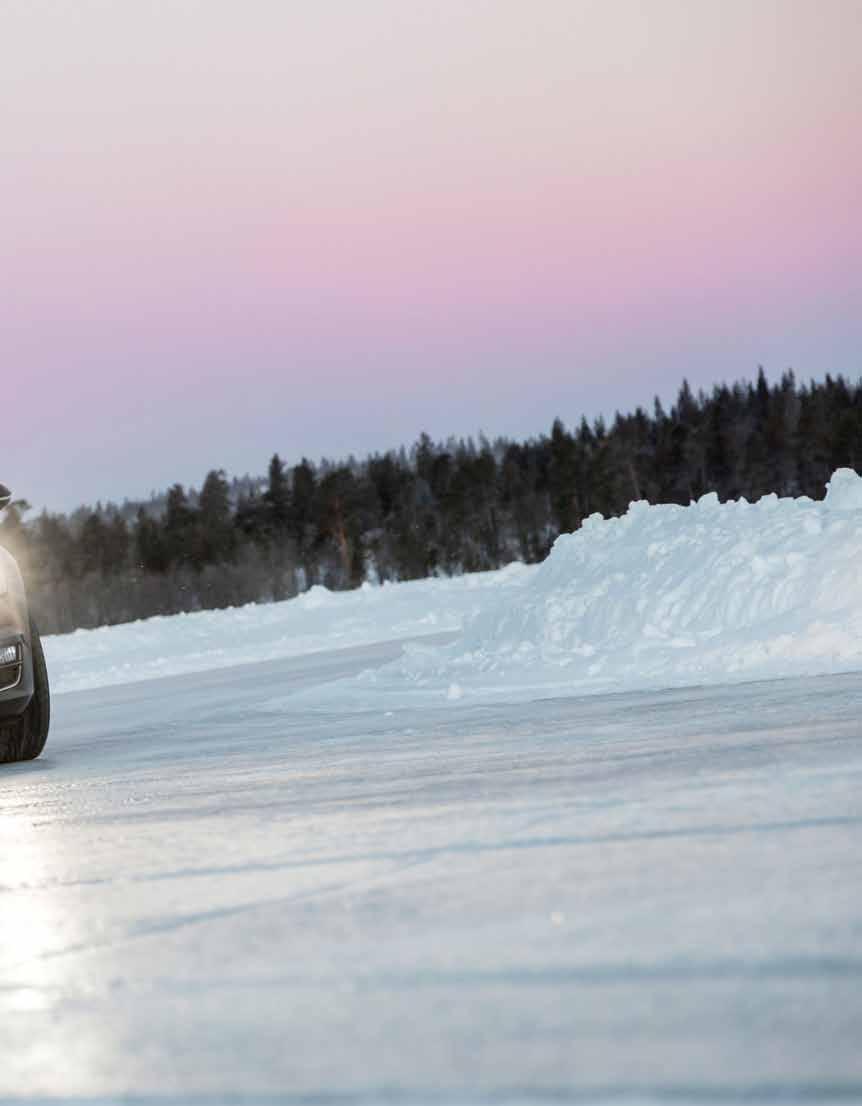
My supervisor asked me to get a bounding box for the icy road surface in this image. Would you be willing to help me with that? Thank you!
[2,639,862,1104]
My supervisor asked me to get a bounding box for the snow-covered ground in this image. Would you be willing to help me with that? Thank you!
[46,468,862,703]
[44,563,531,695]
[5,471,862,1101]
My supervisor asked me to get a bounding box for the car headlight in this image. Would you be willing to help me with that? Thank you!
[0,644,19,665]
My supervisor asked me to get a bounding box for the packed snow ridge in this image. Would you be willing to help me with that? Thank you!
[331,467,862,706]
[46,469,862,702]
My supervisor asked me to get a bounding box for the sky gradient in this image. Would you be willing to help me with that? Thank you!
[4,0,861,510]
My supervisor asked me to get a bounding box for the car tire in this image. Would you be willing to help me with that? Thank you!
[0,619,50,764]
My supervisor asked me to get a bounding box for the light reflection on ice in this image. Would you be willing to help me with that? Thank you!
[0,811,61,1012]
[0,805,114,1082]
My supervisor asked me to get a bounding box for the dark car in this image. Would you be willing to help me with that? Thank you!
[0,484,50,763]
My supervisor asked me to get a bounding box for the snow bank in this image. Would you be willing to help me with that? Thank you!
[320,469,862,706]
[45,564,532,694]
[46,469,862,703]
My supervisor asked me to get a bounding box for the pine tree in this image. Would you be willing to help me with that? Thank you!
[198,469,234,566]
[264,454,290,534]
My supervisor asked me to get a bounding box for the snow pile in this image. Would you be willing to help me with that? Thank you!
[45,469,862,703]
[337,468,862,705]
[45,564,532,694]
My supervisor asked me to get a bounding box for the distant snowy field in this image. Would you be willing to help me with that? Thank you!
[45,468,862,703]
[44,564,532,695]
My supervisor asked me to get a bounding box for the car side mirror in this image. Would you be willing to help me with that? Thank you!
[0,485,12,511]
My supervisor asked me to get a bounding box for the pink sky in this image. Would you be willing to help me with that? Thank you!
[3,0,861,509]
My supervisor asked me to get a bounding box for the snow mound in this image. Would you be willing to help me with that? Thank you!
[825,466,862,510]
[336,469,862,705]
[45,469,862,705]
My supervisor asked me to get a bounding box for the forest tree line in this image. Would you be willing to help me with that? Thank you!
[3,369,861,635]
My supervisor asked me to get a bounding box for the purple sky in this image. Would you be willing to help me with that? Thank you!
[4,0,861,511]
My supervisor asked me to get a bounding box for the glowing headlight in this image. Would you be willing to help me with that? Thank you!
[0,644,19,665]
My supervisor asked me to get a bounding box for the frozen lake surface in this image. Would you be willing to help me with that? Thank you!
[2,638,861,1103]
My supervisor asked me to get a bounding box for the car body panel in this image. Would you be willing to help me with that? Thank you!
[0,545,35,718]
